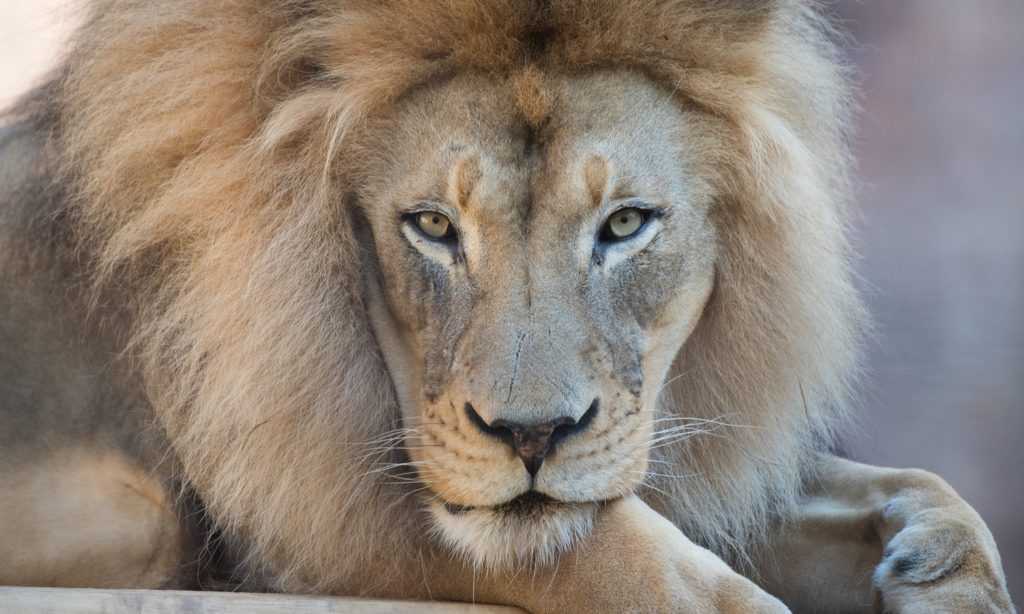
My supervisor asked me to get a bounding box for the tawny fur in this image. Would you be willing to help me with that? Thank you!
[48,0,860,592]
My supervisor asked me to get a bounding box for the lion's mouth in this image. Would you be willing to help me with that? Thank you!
[430,491,606,567]
[443,491,557,517]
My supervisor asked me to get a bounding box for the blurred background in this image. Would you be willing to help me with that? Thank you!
[2,0,1021,603]
[835,2,1023,603]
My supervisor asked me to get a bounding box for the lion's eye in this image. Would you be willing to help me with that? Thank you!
[415,211,454,241]
[600,207,648,241]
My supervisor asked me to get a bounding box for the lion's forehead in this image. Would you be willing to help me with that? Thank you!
[362,70,696,226]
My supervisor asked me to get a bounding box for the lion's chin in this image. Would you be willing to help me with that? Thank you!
[429,493,599,571]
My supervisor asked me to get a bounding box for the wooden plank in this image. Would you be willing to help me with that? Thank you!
[0,587,524,614]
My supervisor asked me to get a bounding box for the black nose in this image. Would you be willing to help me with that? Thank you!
[465,400,598,476]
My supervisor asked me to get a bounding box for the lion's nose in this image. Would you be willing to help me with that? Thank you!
[464,400,598,476]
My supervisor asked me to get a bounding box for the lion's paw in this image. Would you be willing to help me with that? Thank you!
[874,490,1015,614]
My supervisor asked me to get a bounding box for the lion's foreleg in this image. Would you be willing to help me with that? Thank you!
[405,496,788,613]
[755,454,1014,613]
[0,449,187,589]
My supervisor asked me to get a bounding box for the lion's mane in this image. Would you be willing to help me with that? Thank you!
[51,0,861,592]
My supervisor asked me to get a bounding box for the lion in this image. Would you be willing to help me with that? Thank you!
[0,1,1014,612]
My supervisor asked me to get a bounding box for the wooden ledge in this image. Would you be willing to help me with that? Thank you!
[0,587,525,614]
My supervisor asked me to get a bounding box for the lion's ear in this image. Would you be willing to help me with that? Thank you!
[255,15,332,111]
[688,0,792,33]
[682,0,785,39]
[257,55,328,107]
[708,0,780,11]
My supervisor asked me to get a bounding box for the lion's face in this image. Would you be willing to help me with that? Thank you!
[357,70,716,566]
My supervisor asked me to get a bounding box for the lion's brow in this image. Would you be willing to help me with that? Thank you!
[583,156,609,209]
[449,156,482,211]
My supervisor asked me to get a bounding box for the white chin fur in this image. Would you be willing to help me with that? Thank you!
[429,499,598,571]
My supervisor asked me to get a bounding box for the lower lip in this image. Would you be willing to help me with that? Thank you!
[444,491,556,515]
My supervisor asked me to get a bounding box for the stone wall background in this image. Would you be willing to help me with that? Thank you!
[3,0,1021,603]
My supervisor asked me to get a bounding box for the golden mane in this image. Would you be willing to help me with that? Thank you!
[56,0,861,590]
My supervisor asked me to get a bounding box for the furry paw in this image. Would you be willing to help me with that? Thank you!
[873,475,1016,614]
